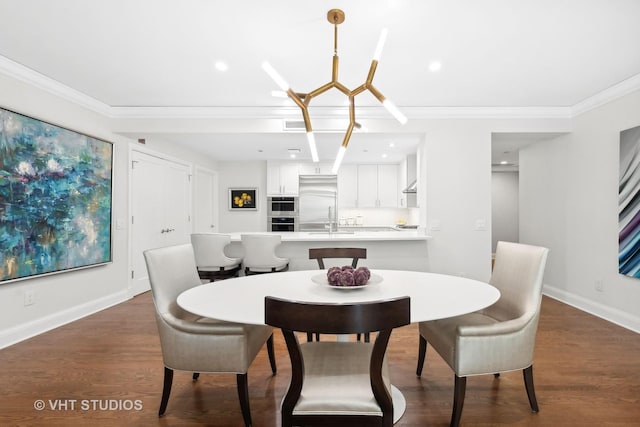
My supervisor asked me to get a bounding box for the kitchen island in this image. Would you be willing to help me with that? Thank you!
[226,230,431,272]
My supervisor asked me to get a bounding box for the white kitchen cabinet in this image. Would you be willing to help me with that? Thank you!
[338,164,358,208]
[298,162,333,175]
[377,164,399,207]
[356,164,379,207]
[267,161,300,196]
[355,164,399,208]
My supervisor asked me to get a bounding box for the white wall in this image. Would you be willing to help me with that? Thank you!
[0,73,131,348]
[216,161,268,233]
[0,73,219,348]
[521,89,640,332]
[491,171,519,251]
[422,122,493,280]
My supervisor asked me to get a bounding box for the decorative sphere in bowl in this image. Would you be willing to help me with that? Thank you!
[327,266,371,287]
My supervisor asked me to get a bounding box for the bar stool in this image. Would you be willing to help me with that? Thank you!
[241,234,289,275]
[190,233,242,282]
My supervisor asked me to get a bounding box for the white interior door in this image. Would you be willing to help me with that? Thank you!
[130,150,192,295]
[193,167,218,233]
[163,162,191,246]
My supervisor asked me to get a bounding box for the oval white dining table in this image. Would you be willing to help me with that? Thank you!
[177,269,500,325]
[177,269,500,425]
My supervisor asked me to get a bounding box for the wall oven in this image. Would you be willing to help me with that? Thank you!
[269,216,298,232]
[268,196,298,216]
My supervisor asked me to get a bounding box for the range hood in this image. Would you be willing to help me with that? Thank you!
[402,179,417,194]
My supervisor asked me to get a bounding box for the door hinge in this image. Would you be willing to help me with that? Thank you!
[131,160,139,169]
[131,270,134,279]
[131,216,134,224]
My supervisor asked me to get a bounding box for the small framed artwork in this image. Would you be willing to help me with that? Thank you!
[229,188,257,210]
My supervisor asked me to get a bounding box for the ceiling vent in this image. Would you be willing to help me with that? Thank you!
[283,119,306,131]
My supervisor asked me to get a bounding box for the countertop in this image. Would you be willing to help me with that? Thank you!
[228,230,430,242]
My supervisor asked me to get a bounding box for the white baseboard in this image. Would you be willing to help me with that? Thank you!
[543,284,640,334]
[0,290,131,349]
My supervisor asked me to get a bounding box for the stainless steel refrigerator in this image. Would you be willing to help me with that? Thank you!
[298,175,338,232]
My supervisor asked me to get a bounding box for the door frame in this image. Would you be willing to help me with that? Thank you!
[128,144,193,297]
[193,165,219,233]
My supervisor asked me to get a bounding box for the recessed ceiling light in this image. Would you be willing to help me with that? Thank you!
[271,90,288,98]
[382,153,388,158]
[428,61,442,72]
[389,142,395,148]
[500,160,508,165]
[214,61,228,72]
[288,148,300,159]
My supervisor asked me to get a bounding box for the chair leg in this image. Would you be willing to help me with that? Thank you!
[450,375,467,427]
[237,373,252,427]
[364,332,370,342]
[306,332,321,342]
[192,372,200,382]
[523,365,539,413]
[416,335,427,377]
[158,367,173,417]
[494,373,500,378]
[267,334,277,375]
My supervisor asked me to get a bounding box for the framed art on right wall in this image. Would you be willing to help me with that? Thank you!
[618,125,640,277]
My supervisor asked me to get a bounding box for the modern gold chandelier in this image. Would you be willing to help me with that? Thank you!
[262,8,407,173]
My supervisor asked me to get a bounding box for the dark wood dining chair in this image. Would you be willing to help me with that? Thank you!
[265,295,410,427]
[308,247,367,269]
[307,247,368,342]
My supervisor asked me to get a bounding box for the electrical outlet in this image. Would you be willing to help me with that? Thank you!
[595,280,604,292]
[24,290,35,306]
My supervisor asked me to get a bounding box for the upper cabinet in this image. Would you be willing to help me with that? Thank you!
[298,162,333,175]
[337,164,358,208]
[376,164,399,207]
[267,161,300,196]
[267,160,401,206]
[355,164,399,208]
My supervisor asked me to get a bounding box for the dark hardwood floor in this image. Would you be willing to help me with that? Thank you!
[1,293,639,426]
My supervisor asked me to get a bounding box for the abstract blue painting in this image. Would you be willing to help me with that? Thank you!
[0,107,113,284]
[618,125,640,277]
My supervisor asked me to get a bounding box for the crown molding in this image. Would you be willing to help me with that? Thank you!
[0,55,111,116]
[1,54,638,121]
[109,105,572,120]
[571,73,640,117]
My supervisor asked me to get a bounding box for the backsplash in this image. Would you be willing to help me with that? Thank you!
[338,207,419,226]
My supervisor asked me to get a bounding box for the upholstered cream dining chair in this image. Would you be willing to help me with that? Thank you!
[190,233,242,281]
[265,296,411,427]
[144,243,276,427]
[241,233,289,275]
[416,241,549,427]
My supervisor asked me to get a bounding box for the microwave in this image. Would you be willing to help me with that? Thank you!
[268,196,298,216]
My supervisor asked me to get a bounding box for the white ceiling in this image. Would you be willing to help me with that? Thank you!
[1,0,639,165]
